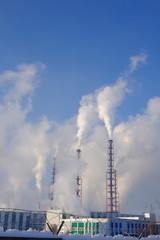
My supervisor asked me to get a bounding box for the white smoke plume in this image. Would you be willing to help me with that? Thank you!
[32,117,51,192]
[96,79,128,139]
[76,94,98,148]
[113,97,160,214]
[76,79,128,147]
[96,53,147,139]
[0,63,52,209]
[128,53,147,73]
[77,53,146,143]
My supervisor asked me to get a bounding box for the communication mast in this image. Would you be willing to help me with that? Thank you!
[76,149,82,204]
[106,139,119,213]
[48,157,56,205]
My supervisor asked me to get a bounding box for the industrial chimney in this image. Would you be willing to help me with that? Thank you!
[106,139,119,213]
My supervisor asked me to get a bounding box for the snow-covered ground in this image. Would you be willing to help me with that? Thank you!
[0,229,159,240]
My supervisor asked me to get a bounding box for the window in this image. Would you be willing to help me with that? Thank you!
[4,212,9,231]
[18,213,23,230]
[11,212,16,229]
[26,215,31,230]
[127,223,130,231]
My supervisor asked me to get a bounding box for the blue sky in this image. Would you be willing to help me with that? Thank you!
[0,0,160,123]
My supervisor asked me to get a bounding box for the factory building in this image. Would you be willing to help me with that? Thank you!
[0,209,46,231]
[46,209,160,237]
[0,205,159,236]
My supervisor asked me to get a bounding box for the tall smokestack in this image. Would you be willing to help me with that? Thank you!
[106,139,119,213]
[76,149,82,204]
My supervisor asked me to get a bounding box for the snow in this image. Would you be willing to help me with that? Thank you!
[0,229,159,240]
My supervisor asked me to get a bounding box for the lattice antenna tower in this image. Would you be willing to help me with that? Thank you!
[106,139,119,213]
[48,157,56,204]
[76,149,82,204]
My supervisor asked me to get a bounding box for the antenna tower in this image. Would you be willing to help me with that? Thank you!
[76,149,82,203]
[106,139,119,213]
[48,157,56,204]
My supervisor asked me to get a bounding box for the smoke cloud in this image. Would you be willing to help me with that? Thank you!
[113,97,160,213]
[76,78,128,146]
[128,53,147,73]
[76,94,98,147]
[76,53,147,143]
[0,63,52,209]
[96,79,128,139]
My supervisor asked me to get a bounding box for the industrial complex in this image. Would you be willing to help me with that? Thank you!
[45,139,160,237]
[0,139,160,237]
